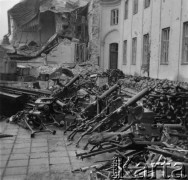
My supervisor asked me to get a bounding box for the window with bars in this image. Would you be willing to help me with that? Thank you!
[182,22,188,64]
[111,9,119,25]
[144,0,150,8]
[132,37,137,65]
[161,28,170,64]
[123,40,127,65]
[124,0,128,19]
[133,0,138,15]
[143,34,150,65]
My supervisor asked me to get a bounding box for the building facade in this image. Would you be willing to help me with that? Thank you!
[100,0,188,82]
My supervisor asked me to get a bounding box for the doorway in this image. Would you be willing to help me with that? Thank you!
[109,43,118,69]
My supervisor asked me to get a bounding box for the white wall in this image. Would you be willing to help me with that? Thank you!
[178,0,188,82]
[100,1,121,69]
[47,40,76,65]
[100,0,188,82]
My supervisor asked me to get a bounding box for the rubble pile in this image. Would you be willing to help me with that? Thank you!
[122,75,188,92]
[37,65,61,75]
[17,41,40,55]
[71,62,103,76]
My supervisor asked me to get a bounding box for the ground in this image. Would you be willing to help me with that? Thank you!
[0,120,112,180]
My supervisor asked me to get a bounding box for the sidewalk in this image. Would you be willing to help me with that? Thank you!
[0,121,111,180]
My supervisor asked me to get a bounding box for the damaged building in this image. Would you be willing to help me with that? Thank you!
[6,0,90,64]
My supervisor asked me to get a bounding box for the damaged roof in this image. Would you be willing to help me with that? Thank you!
[8,0,90,29]
[40,0,89,13]
[8,0,40,28]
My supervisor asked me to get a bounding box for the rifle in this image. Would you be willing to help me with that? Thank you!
[74,86,155,147]
[76,136,166,159]
[67,97,122,141]
[65,83,120,135]
[147,146,188,162]
[52,75,80,99]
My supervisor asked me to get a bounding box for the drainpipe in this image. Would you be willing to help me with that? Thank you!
[149,0,154,78]
[130,1,133,75]
[157,0,162,79]
[99,3,104,69]
[177,0,183,82]
[121,1,125,72]
[140,0,144,76]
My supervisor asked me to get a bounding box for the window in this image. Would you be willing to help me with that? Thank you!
[123,40,127,65]
[132,37,137,65]
[144,0,150,8]
[111,9,119,25]
[161,28,170,64]
[124,0,128,19]
[133,0,138,15]
[143,34,150,65]
[182,22,188,64]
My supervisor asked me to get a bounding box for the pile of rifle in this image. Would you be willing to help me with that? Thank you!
[7,73,124,138]
[7,75,82,137]
[5,71,188,179]
[143,83,188,125]
[69,80,188,179]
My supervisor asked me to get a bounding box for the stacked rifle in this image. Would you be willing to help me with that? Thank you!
[69,83,188,179]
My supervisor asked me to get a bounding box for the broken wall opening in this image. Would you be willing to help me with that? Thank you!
[39,11,56,44]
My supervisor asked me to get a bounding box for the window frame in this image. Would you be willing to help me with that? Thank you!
[123,40,127,65]
[182,22,188,64]
[111,9,119,25]
[133,0,138,15]
[132,37,137,65]
[143,34,150,65]
[144,0,150,9]
[161,27,170,65]
[124,0,128,20]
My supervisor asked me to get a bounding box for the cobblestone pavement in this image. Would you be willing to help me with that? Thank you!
[0,121,113,180]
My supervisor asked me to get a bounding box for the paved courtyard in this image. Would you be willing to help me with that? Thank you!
[0,120,112,180]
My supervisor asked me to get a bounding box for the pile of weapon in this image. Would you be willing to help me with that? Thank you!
[69,83,188,179]
[83,140,188,180]
[143,83,188,125]
[5,70,188,179]
[122,75,188,92]
[8,75,81,137]
[71,87,158,156]
[7,72,125,138]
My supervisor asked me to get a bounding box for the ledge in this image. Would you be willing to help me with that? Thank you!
[100,0,121,7]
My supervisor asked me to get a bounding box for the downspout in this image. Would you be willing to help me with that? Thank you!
[121,0,125,72]
[100,3,104,69]
[140,0,144,76]
[177,0,183,81]
[149,0,154,78]
[157,0,162,79]
[130,0,133,75]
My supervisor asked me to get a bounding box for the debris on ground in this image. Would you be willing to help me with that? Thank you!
[1,69,188,179]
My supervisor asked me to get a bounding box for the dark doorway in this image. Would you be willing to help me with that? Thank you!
[109,43,118,69]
